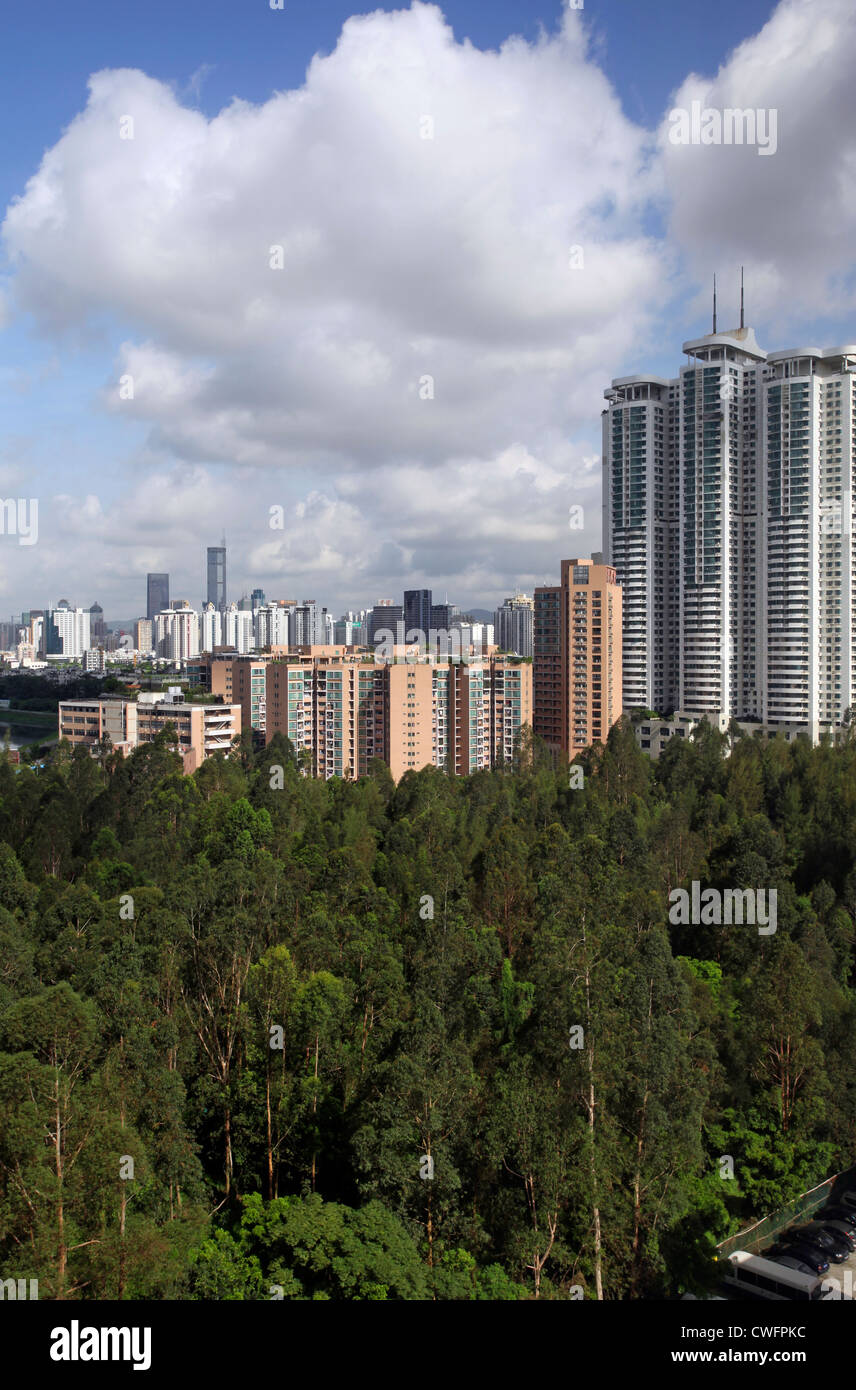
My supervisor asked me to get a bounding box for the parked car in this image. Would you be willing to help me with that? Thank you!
[769,1243,830,1275]
[820,1220,856,1250]
[792,1224,850,1263]
[772,1254,819,1277]
[824,1205,856,1230]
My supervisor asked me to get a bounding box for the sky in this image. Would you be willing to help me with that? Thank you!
[2,0,855,622]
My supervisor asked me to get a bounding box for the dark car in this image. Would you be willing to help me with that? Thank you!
[792,1224,849,1263]
[772,1254,818,1277]
[770,1243,830,1275]
[824,1205,856,1230]
[820,1220,856,1250]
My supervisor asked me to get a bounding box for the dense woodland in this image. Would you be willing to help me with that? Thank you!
[0,719,855,1300]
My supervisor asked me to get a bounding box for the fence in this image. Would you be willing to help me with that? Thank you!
[717,1166,856,1259]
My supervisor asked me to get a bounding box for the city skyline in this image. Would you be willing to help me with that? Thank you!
[4,0,856,617]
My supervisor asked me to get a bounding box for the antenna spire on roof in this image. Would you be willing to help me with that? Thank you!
[713,273,717,334]
[740,265,745,329]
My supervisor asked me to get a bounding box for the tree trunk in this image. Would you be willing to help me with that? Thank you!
[54,1076,66,1299]
[582,915,603,1300]
[265,1060,274,1200]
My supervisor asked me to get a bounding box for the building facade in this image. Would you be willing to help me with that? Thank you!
[494,594,534,658]
[59,690,241,772]
[263,652,531,782]
[146,574,169,622]
[206,545,227,611]
[44,603,91,659]
[403,589,433,639]
[604,324,856,740]
[533,558,623,758]
[154,607,200,661]
[134,619,153,654]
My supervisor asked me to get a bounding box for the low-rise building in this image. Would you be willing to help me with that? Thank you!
[59,689,241,772]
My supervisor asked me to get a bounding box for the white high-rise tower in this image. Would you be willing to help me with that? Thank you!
[603,288,856,741]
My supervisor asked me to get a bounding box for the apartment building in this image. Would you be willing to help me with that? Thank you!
[603,317,856,740]
[263,652,532,782]
[44,603,91,659]
[154,607,200,661]
[203,654,270,736]
[494,594,534,658]
[533,558,623,758]
[134,619,153,654]
[601,375,677,712]
[59,689,241,771]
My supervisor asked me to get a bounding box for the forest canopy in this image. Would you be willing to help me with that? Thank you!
[0,719,854,1300]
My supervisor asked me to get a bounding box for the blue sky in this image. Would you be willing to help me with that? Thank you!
[2,0,853,621]
[0,0,779,212]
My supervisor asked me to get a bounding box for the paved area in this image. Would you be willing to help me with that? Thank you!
[764,1221,856,1299]
[820,1241,856,1300]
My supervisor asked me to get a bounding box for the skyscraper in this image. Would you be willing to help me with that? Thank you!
[368,602,404,646]
[154,608,200,661]
[201,603,222,654]
[603,308,856,739]
[404,589,432,639]
[147,573,169,622]
[494,595,534,657]
[289,600,330,647]
[45,602,91,658]
[430,601,459,632]
[89,602,107,643]
[207,540,227,612]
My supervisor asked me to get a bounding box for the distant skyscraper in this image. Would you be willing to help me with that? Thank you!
[251,588,266,609]
[45,602,91,658]
[134,619,153,654]
[147,573,169,622]
[201,603,222,653]
[368,602,404,646]
[154,607,200,661]
[207,541,227,612]
[255,603,291,648]
[224,604,254,654]
[89,602,107,643]
[430,601,459,633]
[289,600,329,647]
[494,595,533,657]
[404,589,432,638]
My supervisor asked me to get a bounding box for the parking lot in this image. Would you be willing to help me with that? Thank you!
[764,1211,856,1299]
[820,1243,856,1299]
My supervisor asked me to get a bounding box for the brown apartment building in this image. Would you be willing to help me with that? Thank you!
[148,648,532,783]
[533,557,622,758]
[264,653,532,782]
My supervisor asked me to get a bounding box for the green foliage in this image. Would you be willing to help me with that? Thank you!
[0,727,854,1300]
